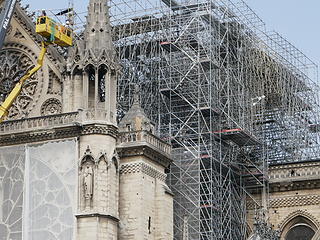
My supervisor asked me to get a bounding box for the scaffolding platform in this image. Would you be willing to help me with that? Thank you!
[199,57,220,70]
[160,88,179,98]
[160,41,180,52]
[199,106,220,117]
[213,128,261,146]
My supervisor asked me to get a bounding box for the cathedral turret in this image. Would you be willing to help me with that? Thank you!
[64,1,120,240]
[117,86,173,239]
[64,0,119,124]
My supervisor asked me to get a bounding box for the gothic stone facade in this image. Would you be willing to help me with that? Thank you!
[247,161,320,240]
[0,1,173,240]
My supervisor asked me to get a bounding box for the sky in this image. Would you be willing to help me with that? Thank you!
[21,0,320,67]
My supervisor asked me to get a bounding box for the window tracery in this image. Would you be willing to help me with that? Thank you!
[0,48,42,119]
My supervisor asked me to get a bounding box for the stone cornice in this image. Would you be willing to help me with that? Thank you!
[0,112,118,146]
[270,161,320,171]
[120,161,167,182]
[117,131,172,168]
[268,160,320,192]
[269,195,320,209]
[269,179,320,192]
[117,144,172,168]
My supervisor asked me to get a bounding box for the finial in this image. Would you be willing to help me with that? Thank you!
[133,84,140,106]
[84,145,92,155]
[182,215,189,240]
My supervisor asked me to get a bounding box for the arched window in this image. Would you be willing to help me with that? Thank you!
[98,66,107,103]
[87,65,95,108]
[281,215,317,240]
[285,223,315,240]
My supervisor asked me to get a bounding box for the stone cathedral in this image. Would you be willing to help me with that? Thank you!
[0,0,173,239]
[0,1,320,240]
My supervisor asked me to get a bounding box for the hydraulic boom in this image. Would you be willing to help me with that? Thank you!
[0,10,72,123]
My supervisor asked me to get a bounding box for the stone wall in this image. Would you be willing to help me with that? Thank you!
[247,160,320,239]
[119,157,173,240]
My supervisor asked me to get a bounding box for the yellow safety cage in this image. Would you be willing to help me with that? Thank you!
[36,16,72,47]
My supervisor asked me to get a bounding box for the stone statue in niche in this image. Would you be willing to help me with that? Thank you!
[83,165,93,209]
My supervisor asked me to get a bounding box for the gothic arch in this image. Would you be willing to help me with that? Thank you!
[279,210,319,240]
[97,152,108,164]
[84,64,95,72]
[98,63,108,70]
[79,146,95,168]
[71,65,82,76]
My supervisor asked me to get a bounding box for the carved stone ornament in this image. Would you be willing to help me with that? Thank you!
[83,165,93,200]
[0,47,42,119]
[80,146,95,210]
[40,98,62,116]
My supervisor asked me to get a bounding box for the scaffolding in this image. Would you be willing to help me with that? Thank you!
[110,0,320,239]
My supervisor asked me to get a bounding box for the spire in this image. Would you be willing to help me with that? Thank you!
[133,84,140,106]
[182,215,189,240]
[84,0,113,55]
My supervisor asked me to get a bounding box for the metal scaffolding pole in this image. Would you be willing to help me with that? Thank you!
[110,0,320,239]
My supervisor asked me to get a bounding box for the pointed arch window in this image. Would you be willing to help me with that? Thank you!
[285,223,315,240]
[98,66,107,102]
[281,215,318,240]
[87,66,95,108]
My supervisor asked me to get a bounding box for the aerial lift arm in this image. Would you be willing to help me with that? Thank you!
[0,41,50,122]
[0,13,72,123]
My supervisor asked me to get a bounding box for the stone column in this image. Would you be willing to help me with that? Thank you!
[73,73,83,111]
[104,71,111,122]
[82,71,89,109]
[94,67,99,111]
[110,72,117,124]
[62,74,71,112]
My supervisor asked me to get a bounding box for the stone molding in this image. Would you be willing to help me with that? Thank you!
[0,112,118,146]
[269,195,320,208]
[75,212,119,222]
[270,179,320,192]
[117,131,172,168]
[117,144,172,169]
[269,161,320,181]
[278,210,320,231]
[120,162,167,182]
[269,160,320,192]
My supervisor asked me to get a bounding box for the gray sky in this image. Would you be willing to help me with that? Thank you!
[21,0,320,67]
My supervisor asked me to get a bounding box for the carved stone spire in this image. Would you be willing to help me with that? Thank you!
[84,0,114,56]
[182,216,189,240]
[67,0,118,70]
[64,0,119,122]
[133,84,140,106]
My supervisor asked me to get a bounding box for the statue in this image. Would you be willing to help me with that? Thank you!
[83,165,93,200]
